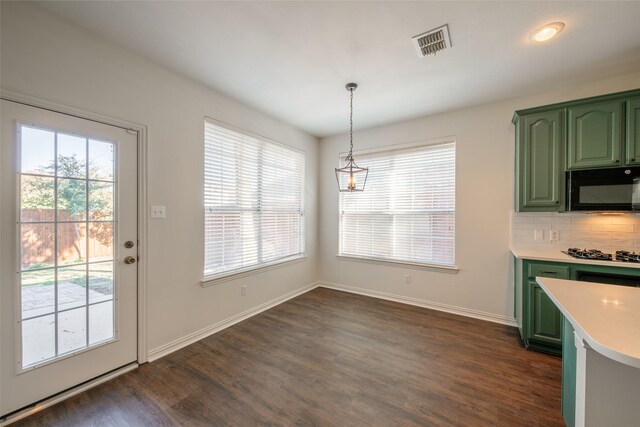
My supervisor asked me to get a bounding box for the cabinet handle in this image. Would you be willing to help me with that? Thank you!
[555,200,559,204]
[540,271,557,274]
[615,159,620,163]
[632,158,636,162]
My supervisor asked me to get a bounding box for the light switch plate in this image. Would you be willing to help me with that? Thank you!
[151,206,166,219]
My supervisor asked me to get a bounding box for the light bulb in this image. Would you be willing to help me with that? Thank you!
[348,173,356,190]
[530,22,565,42]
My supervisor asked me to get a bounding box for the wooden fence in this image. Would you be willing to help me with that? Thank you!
[21,209,113,267]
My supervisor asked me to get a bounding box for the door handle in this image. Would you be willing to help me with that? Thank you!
[124,256,137,265]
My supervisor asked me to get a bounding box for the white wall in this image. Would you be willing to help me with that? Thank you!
[2,2,639,355]
[0,2,319,356]
[319,72,640,324]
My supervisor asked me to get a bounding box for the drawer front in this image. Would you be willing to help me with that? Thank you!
[528,263,570,279]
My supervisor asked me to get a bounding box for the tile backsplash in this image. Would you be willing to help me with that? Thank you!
[510,211,640,254]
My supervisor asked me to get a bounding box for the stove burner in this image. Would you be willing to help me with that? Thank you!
[615,250,640,263]
[563,248,640,263]
[563,248,613,261]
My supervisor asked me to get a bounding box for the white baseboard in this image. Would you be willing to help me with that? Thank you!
[147,281,320,362]
[318,281,517,327]
[148,279,516,363]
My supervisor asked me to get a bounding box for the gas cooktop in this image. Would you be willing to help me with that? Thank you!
[562,248,640,263]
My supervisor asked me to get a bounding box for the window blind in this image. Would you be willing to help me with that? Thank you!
[204,120,305,279]
[339,142,455,267]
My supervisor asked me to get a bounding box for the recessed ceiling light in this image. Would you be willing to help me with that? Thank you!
[530,22,565,42]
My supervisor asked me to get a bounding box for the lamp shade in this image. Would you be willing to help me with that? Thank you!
[335,156,368,192]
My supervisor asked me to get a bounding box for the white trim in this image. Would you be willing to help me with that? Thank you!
[336,254,458,273]
[136,126,149,364]
[1,90,142,132]
[340,134,456,159]
[317,281,517,327]
[0,363,138,426]
[148,281,319,362]
[204,116,305,155]
[202,255,307,287]
[0,88,149,364]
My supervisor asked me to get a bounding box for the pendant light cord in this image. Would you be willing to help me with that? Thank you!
[348,88,354,161]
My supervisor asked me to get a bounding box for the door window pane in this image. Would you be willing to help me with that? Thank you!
[89,181,113,220]
[22,314,56,368]
[21,270,55,319]
[21,126,54,175]
[58,307,87,355]
[89,301,114,345]
[89,262,113,303]
[89,222,113,262]
[21,223,55,270]
[21,175,55,222]
[57,134,86,178]
[57,223,87,266]
[57,265,87,311]
[57,178,87,221]
[89,139,114,181]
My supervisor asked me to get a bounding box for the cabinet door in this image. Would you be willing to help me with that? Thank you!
[519,110,564,211]
[528,282,563,346]
[626,97,640,165]
[567,101,623,169]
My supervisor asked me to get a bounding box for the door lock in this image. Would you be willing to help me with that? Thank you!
[124,241,135,249]
[124,256,137,265]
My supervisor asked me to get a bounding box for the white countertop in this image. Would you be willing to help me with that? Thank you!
[536,277,640,368]
[511,248,640,269]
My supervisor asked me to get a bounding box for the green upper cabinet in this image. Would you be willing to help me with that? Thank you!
[514,89,640,211]
[626,97,640,165]
[567,100,623,169]
[516,110,564,211]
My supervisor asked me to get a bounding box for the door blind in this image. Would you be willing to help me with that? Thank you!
[339,142,455,266]
[204,120,305,279]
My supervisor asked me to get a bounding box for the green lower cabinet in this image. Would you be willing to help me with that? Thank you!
[562,317,577,427]
[517,259,640,357]
[519,261,567,355]
[528,282,562,347]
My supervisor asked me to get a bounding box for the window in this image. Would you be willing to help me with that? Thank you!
[339,141,455,267]
[204,120,305,280]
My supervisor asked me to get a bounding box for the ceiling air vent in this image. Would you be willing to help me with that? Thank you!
[412,24,451,57]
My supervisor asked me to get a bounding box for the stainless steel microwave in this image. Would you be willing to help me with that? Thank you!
[567,166,640,211]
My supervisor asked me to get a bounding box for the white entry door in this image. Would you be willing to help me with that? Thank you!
[0,100,138,417]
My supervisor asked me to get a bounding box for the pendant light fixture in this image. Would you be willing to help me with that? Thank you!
[335,83,368,192]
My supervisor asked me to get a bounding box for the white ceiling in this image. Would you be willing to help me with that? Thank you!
[35,1,640,137]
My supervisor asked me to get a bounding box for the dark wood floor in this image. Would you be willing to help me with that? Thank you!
[13,288,563,426]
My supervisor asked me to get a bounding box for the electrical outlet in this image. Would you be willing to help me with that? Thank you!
[150,206,166,219]
[549,230,559,241]
[241,285,247,296]
[534,229,544,241]
[404,274,411,284]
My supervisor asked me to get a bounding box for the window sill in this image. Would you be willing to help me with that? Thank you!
[201,254,307,287]
[336,254,459,274]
